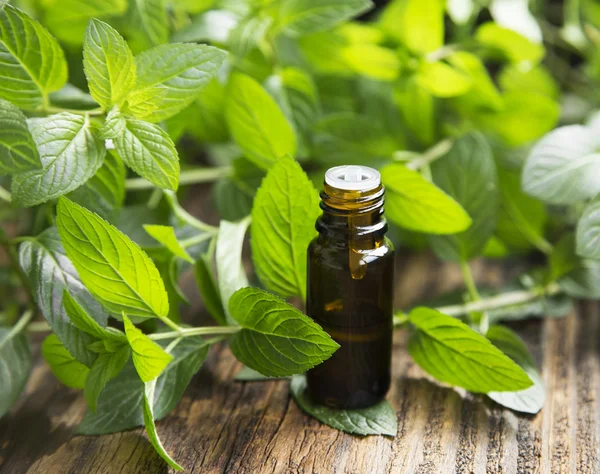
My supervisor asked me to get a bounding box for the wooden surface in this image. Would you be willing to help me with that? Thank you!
[1,253,599,474]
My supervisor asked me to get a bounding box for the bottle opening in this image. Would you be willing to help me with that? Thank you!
[325,165,380,191]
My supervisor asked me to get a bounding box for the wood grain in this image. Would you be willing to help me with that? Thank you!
[1,254,599,474]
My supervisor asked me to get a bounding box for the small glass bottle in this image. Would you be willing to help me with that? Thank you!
[306,165,394,409]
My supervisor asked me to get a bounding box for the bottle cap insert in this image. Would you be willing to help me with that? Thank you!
[325,165,381,191]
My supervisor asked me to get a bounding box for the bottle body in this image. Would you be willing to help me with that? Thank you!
[306,167,394,409]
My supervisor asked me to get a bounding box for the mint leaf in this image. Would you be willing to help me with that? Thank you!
[251,156,319,299]
[428,133,498,261]
[381,164,472,235]
[77,338,209,434]
[129,0,169,49]
[394,77,434,145]
[142,379,183,471]
[12,113,105,207]
[216,217,250,324]
[84,344,130,412]
[576,198,600,259]
[235,365,282,381]
[226,72,297,169]
[476,22,544,63]
[63,291,126,343]
[0,98,41,174]
[56,197,170,319]
[42,333,89,389]
[485,325,545,414]
[113,118,180,191]
[100,107,126,139]
[290,375,397,436]
[0,326,31,417]
[416,61,471,97]
[69,151,126,219]
[380,0,444,54]
[0,4,67,109]
[83,19,135,108]
[228,16,273,58]
[126,43,227,123]
[276,0,373,36]
[19,227,108,366]
[447,51,503,110]
[228,287,340,377]
[144,225,193,263]
[195,255,227,326]
[408,307,533,393]
[123,314,172,382]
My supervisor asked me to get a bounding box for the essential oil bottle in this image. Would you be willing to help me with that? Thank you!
[306,165,394,409]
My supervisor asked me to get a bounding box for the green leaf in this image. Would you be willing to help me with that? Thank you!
[416,61,471,98]
[42,333,89,389]
[43,0,128,46]
[477,91,559,147]
[12,113,106,207]
[49,83,98,109]
[144,225,193,263]
[447,51,503,110]
[408,307,533,393]
[63,291,127,343]
[560,257,600,300]
[290,375,397,435]
[126,43,227,123]
[428,133,498,261]
[522,125,600,205]
[486,325,545,414]
[251,156,319,299]
[498,64,559,99]
[313,113,400,166]
[393,77,435,145]
[228,15,273,58]
[56,197,170,319]
[19,227,108,366]
[142,379,183,470]
[0,4,68,109]
[476,22,544,64]
[100,107,126,139]
[68,151,126,219]
[228,287,340,377]
[577,198,600,259]
[84,344,130,411]
[496,167,548,253]
[215,217,250,324]
[235,365,282,381]
[77,338,209,434]
[276,0,373,36]
[381,164,472,235]
[226,72,297,169]
[83,19,136,109]
[195,255,227,326]
[113,117,180,191]
[0,326,31,417]
[0,98,41,174]
[129,0,169,49]
[340,43,401,81]
[123,314,172,382]
[380,0,444,54]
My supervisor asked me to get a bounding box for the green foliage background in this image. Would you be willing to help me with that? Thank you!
[1,0,600,469]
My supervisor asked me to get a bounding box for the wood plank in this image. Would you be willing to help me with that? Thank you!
[1,255,598,473]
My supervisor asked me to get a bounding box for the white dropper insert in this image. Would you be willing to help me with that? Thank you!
[324,165,381,191]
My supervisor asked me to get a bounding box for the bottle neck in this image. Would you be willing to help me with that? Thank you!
[316,183,387,243]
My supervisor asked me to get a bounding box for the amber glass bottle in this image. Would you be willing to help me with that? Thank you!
[306,165,394,409]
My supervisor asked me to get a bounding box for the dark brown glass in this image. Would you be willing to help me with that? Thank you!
[306,181,394,409]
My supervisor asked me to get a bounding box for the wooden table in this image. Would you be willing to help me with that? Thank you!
[1,253,599,473]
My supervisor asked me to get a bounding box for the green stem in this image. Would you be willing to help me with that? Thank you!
[126,167,232,191]
[460,260,481,302]
[393,282,560,326]
[28,321,51,333]
[157,315,182,332]
[0,186,12,203]
[42,106,105,116]
[149,325,240,341]
[180,232,214,248]
[164,191,219,234]
[403,138,455,171]
[0,310,34,351]
[425,44,460,62]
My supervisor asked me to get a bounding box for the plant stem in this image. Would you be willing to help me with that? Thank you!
[180,232,214,248]
[0,186,12,203]
[125,166,232,191]
[425,44,460,62]
[157,315,182,332]
[393,282,561,326]
[0,310,33,351]
[164,190,219,234]
[28,321,51,333]
[149,325,240,341]
[460,260,481,302]
[403,138,455,171]
[42,106,105,116]
[0,230,36,310]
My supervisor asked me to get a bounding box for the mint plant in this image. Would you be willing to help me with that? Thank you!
[1,0,599,469]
